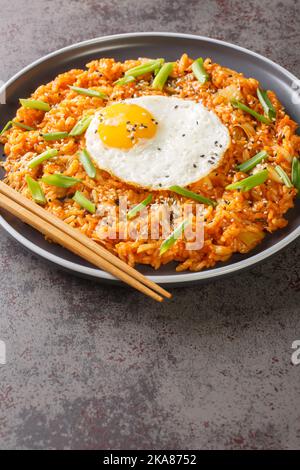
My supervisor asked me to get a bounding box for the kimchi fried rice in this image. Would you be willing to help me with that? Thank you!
[1,54,300,272]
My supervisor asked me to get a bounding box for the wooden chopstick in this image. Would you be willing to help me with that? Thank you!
[0,182,172,302]
[0,192,164,302]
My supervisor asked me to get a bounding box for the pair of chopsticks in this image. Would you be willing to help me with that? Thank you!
[0,181,171,302]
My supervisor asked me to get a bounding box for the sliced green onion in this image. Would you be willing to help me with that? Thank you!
[292,157,300,192]
[237,150,268,173]
[154,64,161,76]
[43,132,69,141]
[191,57,209,85]
[69,86,108,100]
[28,149,58,169]
[231,100,271,124]
[73,191,96,213]
[69,115,93,136]
[41,174,81,188]
[20,98,50,111]
[0,121,12,136]
[257,88,276,121]
[12,121,35,131]
[159,218,190,256]
[0,121,34,136]
[25,175,46,204]
[124,59,164,77]
[114,75,136,86]
[274,165,293,187]
[79,149,96,178]
[1,120,35,136]
[169,185,216,207]
[127,194,152,220]
[152,63,173,90]
[226,169,269,191]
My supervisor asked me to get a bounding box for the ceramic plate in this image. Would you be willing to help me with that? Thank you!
[1,33,299,286]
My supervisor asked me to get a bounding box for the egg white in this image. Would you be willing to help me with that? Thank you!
[85,95,230,189]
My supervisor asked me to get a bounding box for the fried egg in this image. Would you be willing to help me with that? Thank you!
[85,95,230,189]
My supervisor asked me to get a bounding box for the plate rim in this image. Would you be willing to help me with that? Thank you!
[1,31,299,285]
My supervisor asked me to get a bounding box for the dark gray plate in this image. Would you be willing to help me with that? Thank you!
[0,32,299,286]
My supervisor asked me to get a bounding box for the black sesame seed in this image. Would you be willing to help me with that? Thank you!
[157,147,161,151]
[193,163,197,168]
[200,154,205,158]
[182,134,186,137]
[174,105,178,109]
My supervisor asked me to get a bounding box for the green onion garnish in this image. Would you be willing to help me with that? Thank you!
[115,60,164,85]
[25,175,46,204]
[69,86,108,100]
[127,194,152,220]
[236,150,268,173]
[124,59,164,77]
[20,99,50,112]
[79,149,96,178]
[292,157,300,192]
[42,132,69,141]
[231,100,271,124]
[73,191,96,213]
[159,218,190,256]
[257,88,276,121]
[69,115,93,136]
[1,121,34,135]
[191,57,209,85]
[12,121,35,131]
[28,149,58,169]
[154,63,161,76]
[169,185,216,207]
[41,174,81,188]
[152,63,173,90]
[114,75,135,86]
[226,169,269,191]
[274,165,293,187]
[0,121,12,135]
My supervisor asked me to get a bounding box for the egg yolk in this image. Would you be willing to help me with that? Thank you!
[98,103,157,149]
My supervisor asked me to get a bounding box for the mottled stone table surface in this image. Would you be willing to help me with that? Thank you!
[0,0,299,450]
